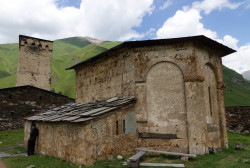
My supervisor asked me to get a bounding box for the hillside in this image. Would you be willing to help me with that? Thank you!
[0,37,121,98]
[223,66,250,106]
[1,37,250,106]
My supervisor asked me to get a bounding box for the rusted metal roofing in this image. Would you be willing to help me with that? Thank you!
[26,97,136,123]
[66,35,236,70]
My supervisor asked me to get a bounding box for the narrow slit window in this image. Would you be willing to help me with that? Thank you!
[123,120,126,134]
[116,121,119,135]
[208,86,212,116]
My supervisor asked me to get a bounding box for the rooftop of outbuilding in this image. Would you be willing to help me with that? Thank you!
[66,35,236,70]
[26,96,136,123]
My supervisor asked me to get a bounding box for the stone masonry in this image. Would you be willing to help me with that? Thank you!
[0,85,74,131]
[226,106,250,134]
[16,35,53,91]
[25,36,235,166]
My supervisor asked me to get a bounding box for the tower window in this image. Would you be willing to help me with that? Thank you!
[123,120,126,134]
[116,121,119,135]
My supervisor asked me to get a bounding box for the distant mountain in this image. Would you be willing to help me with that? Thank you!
[1,37,250,106]
[242,70,250,81]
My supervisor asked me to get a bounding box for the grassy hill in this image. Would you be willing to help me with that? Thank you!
[223,66,250,106]
[0,37,120,98]
[1,37,250,106]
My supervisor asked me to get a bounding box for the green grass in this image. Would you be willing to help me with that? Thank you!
[1,129,249,168]
[98,41,122,49]
[5,146,26,154]
[223,66,250,106]
[0,129,24,150]
[2,155,79,168]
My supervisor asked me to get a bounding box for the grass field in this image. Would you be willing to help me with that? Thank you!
[0,129,249,168]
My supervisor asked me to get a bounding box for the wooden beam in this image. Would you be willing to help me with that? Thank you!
[129,151,146,161]
[139,133,177,139]
[127,151,146,168]
[136,148,196,158]
[123,162,185,167]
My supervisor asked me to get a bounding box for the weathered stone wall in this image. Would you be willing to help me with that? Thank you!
[24,105,137,166]
[75,41,228,156]
[0,86,74,131]
[75,49,134,103]
[226,106,250,134]
[16,35,53,91]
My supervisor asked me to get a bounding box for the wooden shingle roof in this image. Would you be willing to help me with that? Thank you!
[26,97,136,123]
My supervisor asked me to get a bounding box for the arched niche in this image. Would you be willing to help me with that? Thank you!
[146,62,187,138]
[203,63,221,146]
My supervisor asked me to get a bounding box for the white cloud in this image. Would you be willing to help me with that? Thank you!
[223,44,250,73]
[156,9,217,39]
[159,0,173,10]
[0,0,154,44]
[156,0,250,73]
[192,0,244,14]
[217,35,239,50]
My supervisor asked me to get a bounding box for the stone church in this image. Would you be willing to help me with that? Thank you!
[25,35,235,165]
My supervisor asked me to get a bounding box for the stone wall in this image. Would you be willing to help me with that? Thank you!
[75,41,228,155]
[24,105,137,166]
[0,86,74,131]
[226,106,250,134]
[16,35,53,91]
[75,48,134,103]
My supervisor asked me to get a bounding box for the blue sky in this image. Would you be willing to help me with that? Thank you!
[0,0,250,72]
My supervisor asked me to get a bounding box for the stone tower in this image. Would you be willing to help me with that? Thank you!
[16,35,53,91]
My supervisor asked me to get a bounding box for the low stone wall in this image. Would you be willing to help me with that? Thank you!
[225,106,250,134]
[0,86,74,131]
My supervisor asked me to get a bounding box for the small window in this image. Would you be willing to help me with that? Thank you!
[10,112,14,116]
[32,42,35,45]
[116,121,119,135]
[39,96,42,100]
[208,86,212,116]
[9,95,12,100]
[123,120,126,134]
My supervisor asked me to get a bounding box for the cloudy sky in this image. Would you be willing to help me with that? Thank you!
[0,0,250,73]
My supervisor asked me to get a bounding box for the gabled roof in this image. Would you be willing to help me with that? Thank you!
[26,96,136,123]
[66,35,236,70]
